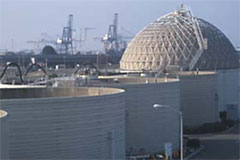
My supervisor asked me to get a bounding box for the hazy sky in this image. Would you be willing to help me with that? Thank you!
[0,0,239,52]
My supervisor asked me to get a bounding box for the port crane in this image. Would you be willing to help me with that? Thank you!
[101,13,128,54]
[58,14,74,55]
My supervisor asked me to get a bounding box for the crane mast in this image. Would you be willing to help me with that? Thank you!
[60,14,74,54]
[102,13,127,55]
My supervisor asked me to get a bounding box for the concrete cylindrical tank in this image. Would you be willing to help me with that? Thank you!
[0,87,125,159]
[0,110,8,159]
[92,76,180,156]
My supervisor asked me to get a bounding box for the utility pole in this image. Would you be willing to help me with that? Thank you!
[45,58,48,81]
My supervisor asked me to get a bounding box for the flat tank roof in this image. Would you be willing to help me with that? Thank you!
[0,87,124,99]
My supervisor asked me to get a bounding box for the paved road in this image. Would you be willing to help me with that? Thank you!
[189,123,240,160]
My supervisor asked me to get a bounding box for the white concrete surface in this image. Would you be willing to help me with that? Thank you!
[217,69,239,120]
[0,110,8,159]
[0,87,125,159]
[179,72,219,126]
[93,77,181,156]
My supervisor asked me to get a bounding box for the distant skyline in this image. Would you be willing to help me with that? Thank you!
[0,0,239,52]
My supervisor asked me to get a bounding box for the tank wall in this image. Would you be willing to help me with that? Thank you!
[124,82,180,155]
[180,73,218,126]
[1,90,125,159]
[100,81,180,155]
[0,110,9,159]
[217,69,239,120]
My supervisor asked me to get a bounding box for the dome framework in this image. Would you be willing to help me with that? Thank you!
[120,5,239,73]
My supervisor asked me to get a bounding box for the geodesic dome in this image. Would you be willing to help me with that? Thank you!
[120,5,239,73]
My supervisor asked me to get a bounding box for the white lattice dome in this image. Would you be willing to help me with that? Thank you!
[120,5,239,73]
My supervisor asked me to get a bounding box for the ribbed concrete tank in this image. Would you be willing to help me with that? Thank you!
[177,71,218,126]
[0,110,8,159]
[0,87,125,159]
[92,76,180,156]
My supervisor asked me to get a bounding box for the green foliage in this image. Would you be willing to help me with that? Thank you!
[184,120,234,134]
[219,111,227,122]
[186,139,200,149]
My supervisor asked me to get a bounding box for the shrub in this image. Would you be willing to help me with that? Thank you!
[186,139,200,149]
[219,111,227,122]
[184,120,233,134]
[224,119,234,127]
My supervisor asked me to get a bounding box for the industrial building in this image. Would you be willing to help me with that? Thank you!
[0,87,125,159]
[120,5,238,73]
[119,5,239,126]
[0,4,239,159]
